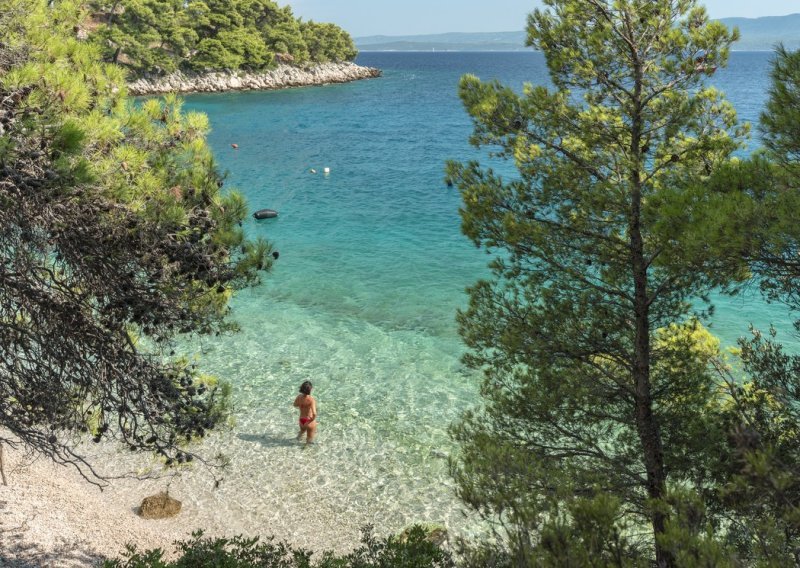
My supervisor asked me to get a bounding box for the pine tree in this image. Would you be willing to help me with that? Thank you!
[704,46,800,565]
[86,0,357,75]
[446,1,745,564]
[0,0,270,480]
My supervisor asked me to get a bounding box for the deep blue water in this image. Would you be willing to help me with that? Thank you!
[170,51,796,545]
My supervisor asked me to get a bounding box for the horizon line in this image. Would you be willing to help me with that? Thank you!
[353,12,800,39]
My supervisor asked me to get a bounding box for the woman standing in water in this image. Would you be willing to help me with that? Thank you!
[294,381,317,444]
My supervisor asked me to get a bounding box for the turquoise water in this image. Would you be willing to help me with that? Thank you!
[168,52,797,547]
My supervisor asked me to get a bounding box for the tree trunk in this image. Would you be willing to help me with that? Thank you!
[630,55,672,567]
[631,184,672,566]
[631,258,671,567]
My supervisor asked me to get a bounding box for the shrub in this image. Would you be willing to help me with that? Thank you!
[104,525,454,568]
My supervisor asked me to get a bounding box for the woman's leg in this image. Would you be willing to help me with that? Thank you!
[306,420,317,444]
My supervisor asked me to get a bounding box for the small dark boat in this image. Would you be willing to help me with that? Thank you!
[253,208,278,220]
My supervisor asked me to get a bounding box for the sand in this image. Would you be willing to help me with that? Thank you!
[0,445,188,566]
[0,440,361,567]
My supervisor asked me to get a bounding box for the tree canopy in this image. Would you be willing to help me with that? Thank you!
[0,0,271,478]
[444,0,800,565]
[85,0,358,76]
[706,45,800,565]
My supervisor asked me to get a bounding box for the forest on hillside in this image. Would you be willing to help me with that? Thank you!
[86,0,358,76]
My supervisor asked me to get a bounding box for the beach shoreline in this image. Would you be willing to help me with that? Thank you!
[0,439,371,567]
[1,443,207,566]
[127,62,381,96]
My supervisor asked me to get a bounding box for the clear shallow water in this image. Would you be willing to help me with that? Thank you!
[164,52,797,545]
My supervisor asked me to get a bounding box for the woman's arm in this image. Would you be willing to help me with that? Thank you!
[311,397,317,420]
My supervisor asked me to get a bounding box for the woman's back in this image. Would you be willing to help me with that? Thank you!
[294,394,314,417]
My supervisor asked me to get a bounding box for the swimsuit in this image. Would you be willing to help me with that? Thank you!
[299,417,313,426]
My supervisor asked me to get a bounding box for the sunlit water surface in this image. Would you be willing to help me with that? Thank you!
[108,52,796,550]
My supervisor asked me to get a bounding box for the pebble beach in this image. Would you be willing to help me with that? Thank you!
[1,443,189,567]
[0,438,373,567]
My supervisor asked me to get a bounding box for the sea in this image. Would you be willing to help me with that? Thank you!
[164,51,796,548]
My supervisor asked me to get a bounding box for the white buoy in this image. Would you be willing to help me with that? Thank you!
[310,168,317,174]
[323,167,331,175]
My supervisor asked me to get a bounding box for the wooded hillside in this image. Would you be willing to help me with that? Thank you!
[85,0,358,76]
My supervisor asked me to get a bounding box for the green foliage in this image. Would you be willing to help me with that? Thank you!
[679,50,800,565]
[333,525,454,568]
[259,5,310,63]
[219,27,271,68]
[301,21,358,63]
[455,491,647,567]
[89,0,190,74]
[655,490,736,568]
[0,0,270,475]
[762,46,800,175]
[86,0,357,75]
[747,48,800,309]
[103,526,454,568]
[192,38,246,71]
[447,0,748,565]
[447,6,800,561]
[710,330,800,564]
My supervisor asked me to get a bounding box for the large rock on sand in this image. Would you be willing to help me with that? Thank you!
[138,492,182,519]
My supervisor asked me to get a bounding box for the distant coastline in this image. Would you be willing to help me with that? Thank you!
[357,49,779,53]
[355,14,800,53]
[127,62,381,96]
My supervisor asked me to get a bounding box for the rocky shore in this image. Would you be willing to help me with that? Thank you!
[127,62,381,96]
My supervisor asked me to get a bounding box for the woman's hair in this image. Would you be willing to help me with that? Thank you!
[299,381,313,395]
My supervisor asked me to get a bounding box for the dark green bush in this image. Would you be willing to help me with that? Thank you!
[104,525,454,568]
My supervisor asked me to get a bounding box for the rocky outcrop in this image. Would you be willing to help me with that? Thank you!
[127,62,381,96]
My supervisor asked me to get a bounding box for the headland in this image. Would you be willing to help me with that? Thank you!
[127,62,382,96]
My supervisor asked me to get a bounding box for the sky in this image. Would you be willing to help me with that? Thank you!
[283,0,800,37]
